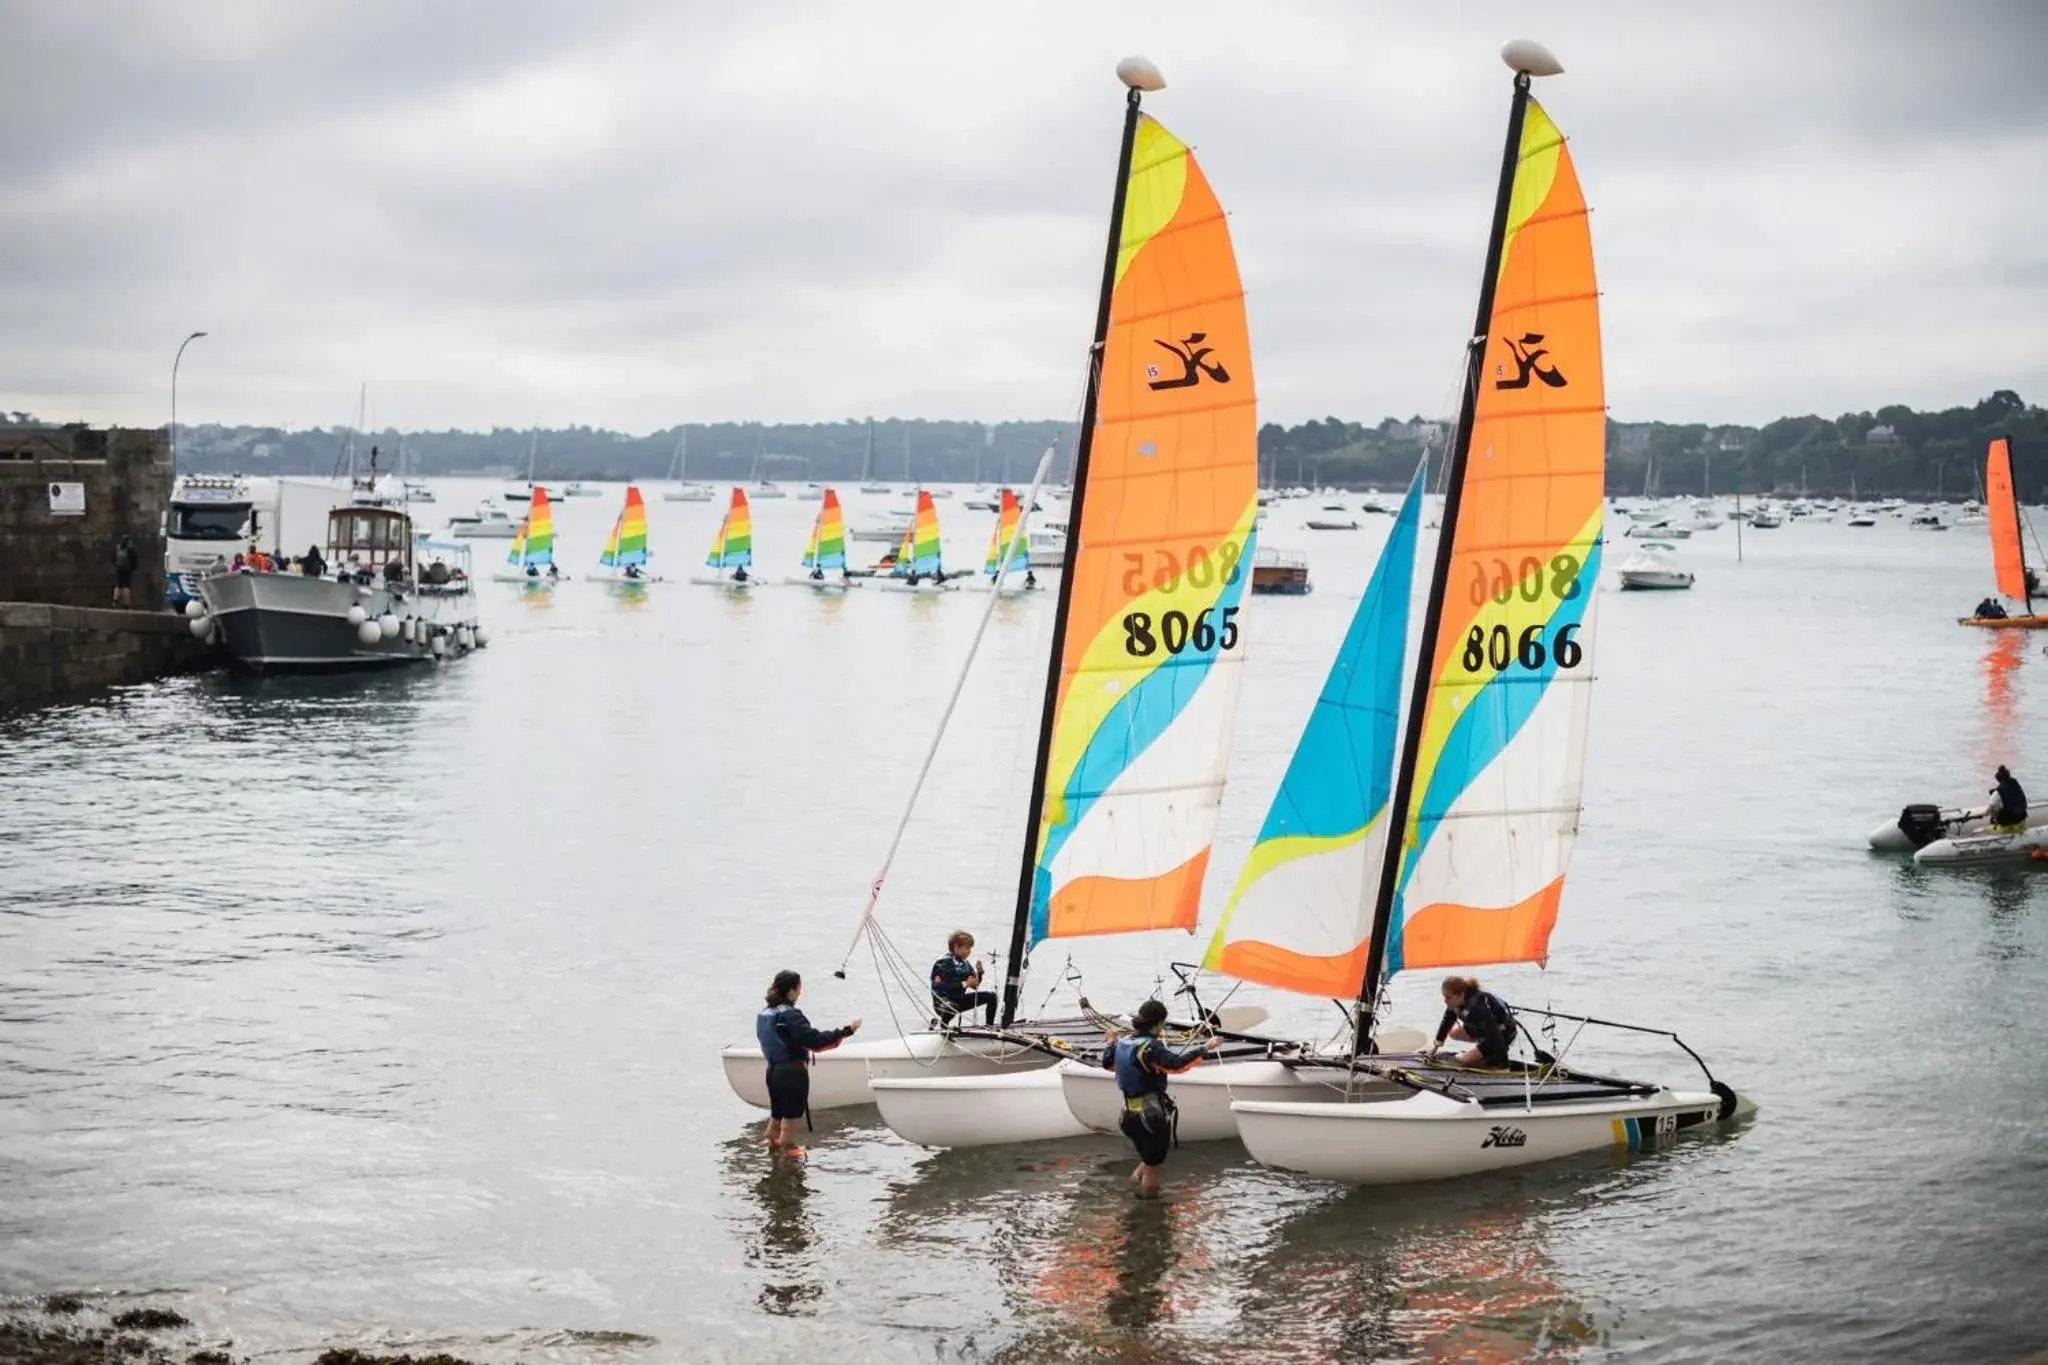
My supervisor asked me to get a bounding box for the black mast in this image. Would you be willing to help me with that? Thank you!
[998,72,1150,1028]
[1352,60,1543,1053]
[2008,435,2033,614]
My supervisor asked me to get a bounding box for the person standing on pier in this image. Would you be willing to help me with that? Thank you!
[111,535,137,607]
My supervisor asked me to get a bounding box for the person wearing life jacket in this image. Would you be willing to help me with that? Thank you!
[1098,998,1217,1199]
[1989,765,2029,831]
[929,930,996,1028]
[1431,975,1519,1068]
[756,969,860,1159]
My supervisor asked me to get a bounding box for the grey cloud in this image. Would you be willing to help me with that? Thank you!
[2,1,2043,431]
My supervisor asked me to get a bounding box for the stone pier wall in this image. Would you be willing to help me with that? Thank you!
[0,604,216,713]
[0,427,173,610]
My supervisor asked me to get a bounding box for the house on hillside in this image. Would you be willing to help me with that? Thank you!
[1618,427,1651,454]
[1717,428,1747,452]
[1866,424,1900,446]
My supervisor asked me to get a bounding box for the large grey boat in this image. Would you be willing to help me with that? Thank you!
[196,503,483,673]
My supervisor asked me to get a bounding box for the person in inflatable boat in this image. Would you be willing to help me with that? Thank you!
[1989,766,2029,831]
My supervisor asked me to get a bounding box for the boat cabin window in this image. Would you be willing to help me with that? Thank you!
[327,508,414,574]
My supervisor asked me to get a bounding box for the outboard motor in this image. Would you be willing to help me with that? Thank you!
[1897,804,1949,849]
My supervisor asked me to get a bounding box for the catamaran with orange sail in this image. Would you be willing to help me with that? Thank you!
[721,58,1283,1125]
[1218,42,1747,1184]
[1958,437,2048,628]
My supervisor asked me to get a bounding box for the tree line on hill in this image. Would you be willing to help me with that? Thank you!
[7,391,2041,498]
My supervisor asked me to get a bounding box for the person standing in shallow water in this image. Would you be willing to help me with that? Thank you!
[756,970,860,1159]
[1100,999,1217,1199]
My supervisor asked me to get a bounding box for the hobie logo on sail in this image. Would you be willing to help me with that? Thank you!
[1480,1125,1528,1149]
[1494,332,1567,390]
[1146,332,1231,390]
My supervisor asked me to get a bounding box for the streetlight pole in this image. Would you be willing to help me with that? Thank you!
[170,331,207,475]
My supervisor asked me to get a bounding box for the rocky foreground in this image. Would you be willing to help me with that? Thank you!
[0,1299,482,1365]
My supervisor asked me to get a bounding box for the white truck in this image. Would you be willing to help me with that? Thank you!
[162,475,344,607]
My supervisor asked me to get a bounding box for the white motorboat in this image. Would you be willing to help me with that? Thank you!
[1025,524,1067,567]
[749,483,788,500]
[451,504,519,539]
[665,485,716,503]
[1618,541,1694,590]
[1306,518,1359,531]
[852,509,914,544]
[1623,520,1692,539]
[1868,802,2048,852]
[404,482,436,503]
[561,481,599,498]
[1235,1075,1742,1186]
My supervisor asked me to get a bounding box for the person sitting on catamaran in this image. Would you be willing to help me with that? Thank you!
[756,969,861,1160]
[624,564,643,580]
[930,931,997,1027]
[810,566,825,581]
[1023,570,1038,590]
[1989,765,2029,830]
[1430,975,1519,1068]
[1100,999,1218,1199]
[732,565,749,584]
[1975,597,2008,620]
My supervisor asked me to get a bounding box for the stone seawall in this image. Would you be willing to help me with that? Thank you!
[0,603,218,712]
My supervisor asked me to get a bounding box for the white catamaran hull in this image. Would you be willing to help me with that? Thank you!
[689,574,763,591]
[720,1032,1059,1111]
[1233,1086,1736,1185]
[870,1068,1089,1148]
[876,579,961,594]
[783,575,861,591]
[1060,1059,1393,1142]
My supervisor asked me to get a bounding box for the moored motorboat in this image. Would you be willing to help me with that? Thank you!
[1618,541,1694,590]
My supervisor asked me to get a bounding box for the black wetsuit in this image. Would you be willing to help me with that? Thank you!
[1102,1033,1206,1166]
[930,955,996,1026]
[1994,775,2029,825]
[1436,990,1518,1067]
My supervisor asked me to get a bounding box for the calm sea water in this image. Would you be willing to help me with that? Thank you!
[3,480,2045,1363]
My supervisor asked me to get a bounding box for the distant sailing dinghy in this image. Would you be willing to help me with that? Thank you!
[877,490,958,592]
[1958,438,2048,628]
[981,486,1040,594]
[491,487,566,584]
[787,490,859,590]
[690,488,762,590]
[1229,42,1747,1186]
[594,485,658,584]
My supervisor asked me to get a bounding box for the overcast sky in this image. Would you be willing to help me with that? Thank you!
[4,1,2044,433]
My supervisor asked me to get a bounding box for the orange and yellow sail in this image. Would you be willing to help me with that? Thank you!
[1027,113,1259,944]
[1386,95,1604,976]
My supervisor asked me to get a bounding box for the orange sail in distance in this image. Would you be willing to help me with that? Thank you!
[1987,437,2029,603]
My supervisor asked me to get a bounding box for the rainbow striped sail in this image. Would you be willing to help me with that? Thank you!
[600,485,649,569]
[1027,112,1259,944]
[1203,466,1422,995]
[803,489,848,572]
[512,487,555,568]
[706,487,752,569]
[983,488,1026,579]
[907,489,942,576]
[888,518,915,576]
[1385,94,1605,977]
